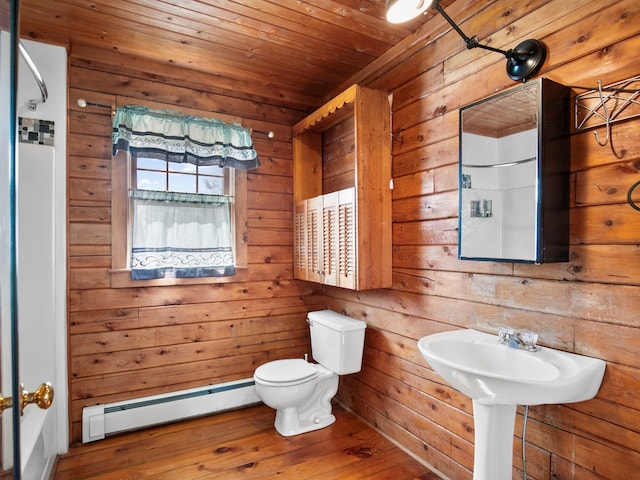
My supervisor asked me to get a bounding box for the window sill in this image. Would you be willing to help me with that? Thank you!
[109,267,249,288]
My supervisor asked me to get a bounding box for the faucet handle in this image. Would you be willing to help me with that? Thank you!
[498,326,514,342]
[520,330,539,351]
[520,330,538,343]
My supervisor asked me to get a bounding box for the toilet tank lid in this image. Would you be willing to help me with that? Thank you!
[307,310,366,332]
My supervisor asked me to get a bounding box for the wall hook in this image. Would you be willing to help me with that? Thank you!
[592,81,610,147]
[574,75,640,148]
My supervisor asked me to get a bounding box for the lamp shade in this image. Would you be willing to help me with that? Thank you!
[386,0,433,24]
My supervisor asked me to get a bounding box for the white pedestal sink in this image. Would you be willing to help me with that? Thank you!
[418,329,606,480]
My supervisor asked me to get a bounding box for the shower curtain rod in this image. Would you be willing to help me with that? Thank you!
[77,98,113,110]
[77,98,275,139]
[18,41,48,111]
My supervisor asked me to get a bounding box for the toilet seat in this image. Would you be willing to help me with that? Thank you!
[254,359,318,387]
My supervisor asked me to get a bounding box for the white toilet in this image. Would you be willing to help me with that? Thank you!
[253,309,367,436]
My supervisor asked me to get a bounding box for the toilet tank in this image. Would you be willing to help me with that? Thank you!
[308,310,367,375]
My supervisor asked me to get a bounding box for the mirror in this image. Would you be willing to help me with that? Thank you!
[458,78,570,263]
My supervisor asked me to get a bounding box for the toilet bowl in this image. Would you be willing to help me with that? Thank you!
[253,310,366,437]
[254,358,338,436]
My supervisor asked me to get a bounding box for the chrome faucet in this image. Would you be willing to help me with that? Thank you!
[498,327,538,352]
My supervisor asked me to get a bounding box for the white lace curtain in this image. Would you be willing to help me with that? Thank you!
[112,106,258,280]
[130,190,234,280]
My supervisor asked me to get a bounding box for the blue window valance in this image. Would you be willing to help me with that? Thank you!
[113,105,259,170]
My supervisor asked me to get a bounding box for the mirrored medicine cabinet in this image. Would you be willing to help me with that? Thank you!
[458,78,570,263]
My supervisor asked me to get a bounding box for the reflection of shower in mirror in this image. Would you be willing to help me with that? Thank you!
[458,78,570,263]
[470,199,493,218]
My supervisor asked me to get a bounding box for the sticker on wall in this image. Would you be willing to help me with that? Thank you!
[18,117,55,145]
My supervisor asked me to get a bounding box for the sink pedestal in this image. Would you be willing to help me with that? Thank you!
[472,401,517,480]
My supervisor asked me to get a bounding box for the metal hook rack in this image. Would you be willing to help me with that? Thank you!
[574,75,640,212]
[574,75,640,147]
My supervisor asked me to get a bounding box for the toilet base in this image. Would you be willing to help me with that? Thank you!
[274,408,336,437]
[272,368,339,437]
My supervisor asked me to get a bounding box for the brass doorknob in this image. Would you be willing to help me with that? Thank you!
[0,392,13,416]
[0,382,54,416]
[21,382,54,414]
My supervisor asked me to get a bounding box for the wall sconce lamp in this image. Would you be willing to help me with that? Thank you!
[386,0,546,82]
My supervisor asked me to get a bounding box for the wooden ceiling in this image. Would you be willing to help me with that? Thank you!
[15,0,448,115]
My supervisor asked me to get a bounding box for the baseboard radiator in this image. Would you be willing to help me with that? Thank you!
[82,378,259,443]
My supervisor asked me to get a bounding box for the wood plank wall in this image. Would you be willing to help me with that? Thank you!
[66,46,322,442]
[330,0,640,479]
[323,118,356,194]
[62,0,640,478]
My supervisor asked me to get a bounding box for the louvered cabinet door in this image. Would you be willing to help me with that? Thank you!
[293,200,308,280]
[321,191,338,286]
[336,188,356,289]
[294,197,322,283]
[305,196,323,283]
[299,189,355,288]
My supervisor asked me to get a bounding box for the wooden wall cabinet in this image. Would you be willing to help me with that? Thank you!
[292,84,392,290]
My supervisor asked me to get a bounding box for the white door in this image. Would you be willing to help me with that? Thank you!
[0,137,55,480]
[15,143,58,478]
[0,29,66,480]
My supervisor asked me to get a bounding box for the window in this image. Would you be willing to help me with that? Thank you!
[130,158,236,280]
[111,151,248,286]
[110,104,256,287]
[135,157,228,195]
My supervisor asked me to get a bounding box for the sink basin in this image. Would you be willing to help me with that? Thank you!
[417,328,606,480]
[418,328,605,406]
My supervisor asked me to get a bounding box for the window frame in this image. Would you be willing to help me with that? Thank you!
[110,148,249,288]
[133,156,229,195]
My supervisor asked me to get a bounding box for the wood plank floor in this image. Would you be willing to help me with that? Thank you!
[54,404,442,479]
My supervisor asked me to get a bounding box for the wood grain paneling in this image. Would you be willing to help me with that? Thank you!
[64,48,322,441]
[17,0,640,478]
[329,1,640,480]
[20,0,439,115]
